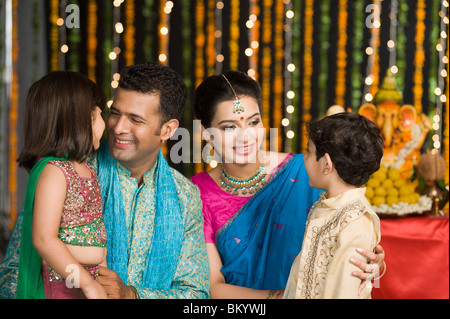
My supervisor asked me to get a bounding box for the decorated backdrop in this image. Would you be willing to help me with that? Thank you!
[0,0,448,240]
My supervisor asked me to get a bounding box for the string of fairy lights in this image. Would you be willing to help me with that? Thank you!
[432,0,449,154]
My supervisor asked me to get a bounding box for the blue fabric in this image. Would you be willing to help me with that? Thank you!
[216,154,322,290]
[97,143,184,289]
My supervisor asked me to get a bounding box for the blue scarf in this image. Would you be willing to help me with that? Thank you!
[97,143,184,289]
[216,154,322,290]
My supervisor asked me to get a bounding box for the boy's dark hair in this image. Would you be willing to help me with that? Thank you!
[194,70,262,128]
[307,112,384,187]
[17,71,106,171]
[118,61,187,125]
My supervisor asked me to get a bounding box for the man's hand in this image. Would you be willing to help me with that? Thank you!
[96,266,135,299]
[350,244,385,295]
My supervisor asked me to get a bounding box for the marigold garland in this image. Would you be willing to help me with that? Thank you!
[248,0,260,81]
[87,0,97,81]
[194,0,205,174]
[413,0,426,114]
[368,0,381,98]
[124,0,135,66]
[301,0,313,154]
[273,1,284,152]
[9,0,19,229]
[261,0,272,146]
[49,0,59,71]
[334,0,348,107]
[445,40,449,190]
[206,0,216,76]
[229,0,240,70]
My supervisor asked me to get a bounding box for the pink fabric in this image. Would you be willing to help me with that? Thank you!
[41,265,85,299]
[191,154,294,243]
[191,172,252,243]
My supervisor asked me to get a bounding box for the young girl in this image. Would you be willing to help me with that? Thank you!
[16,71,107,299]
[283,112,384,299]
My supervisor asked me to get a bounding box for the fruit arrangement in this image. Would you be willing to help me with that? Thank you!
[365,166,420,207]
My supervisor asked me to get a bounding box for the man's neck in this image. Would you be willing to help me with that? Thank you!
[120,153,159,187]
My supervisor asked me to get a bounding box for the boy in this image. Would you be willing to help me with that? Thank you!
[284,112,384,299]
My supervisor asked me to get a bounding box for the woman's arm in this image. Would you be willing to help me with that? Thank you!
[206,243,282,299]
[32,163,106,299]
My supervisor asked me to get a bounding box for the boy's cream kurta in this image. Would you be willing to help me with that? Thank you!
[284,188,380,299]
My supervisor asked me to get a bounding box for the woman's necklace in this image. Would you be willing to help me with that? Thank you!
[220,165,266,195]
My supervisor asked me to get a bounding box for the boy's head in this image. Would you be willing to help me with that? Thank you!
[306,112,384,187]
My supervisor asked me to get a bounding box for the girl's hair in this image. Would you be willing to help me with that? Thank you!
[17,71,106,171]
[194,70,262,128]
[307,112,384,187]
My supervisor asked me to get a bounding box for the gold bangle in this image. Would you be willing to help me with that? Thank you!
[266,289,277,299]
[266,289,283,299]
[130,285,140,299]
[374,261,387,281]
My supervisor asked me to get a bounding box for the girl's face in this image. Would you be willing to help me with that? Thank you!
[207,96,264,165]
[92,106,105,150]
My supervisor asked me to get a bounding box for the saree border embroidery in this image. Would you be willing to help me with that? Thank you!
[58,217,107,247]
[299,201,366,299]
[214,154,296,243]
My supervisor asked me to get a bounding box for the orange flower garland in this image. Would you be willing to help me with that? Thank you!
[301,0,314,154]
[9,0,19,229]
[368,0,381,98]
[49,0,59,71]
[124,0,135,66]
[334,0,348,107]
[229,0,240,70]
[206,0,216,76]
[261,0,272,145]
[194,0,205,174]
[273,0,284,152]
[413,0,426,114]
[445,42,449,190]
[87,0,97,81]
[248,0,260,81]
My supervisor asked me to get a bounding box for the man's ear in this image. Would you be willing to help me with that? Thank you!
[322,153,334,175]
[160,119,179,142]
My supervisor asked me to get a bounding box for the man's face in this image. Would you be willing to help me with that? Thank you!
[107,88,163,172]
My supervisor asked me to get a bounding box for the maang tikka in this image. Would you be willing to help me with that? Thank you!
[222,74,245,114]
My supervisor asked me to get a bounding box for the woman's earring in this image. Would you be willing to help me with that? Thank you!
[203,142,213,163]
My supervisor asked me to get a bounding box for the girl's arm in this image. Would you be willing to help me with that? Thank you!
[206,243,283,299]
[32,163,106,299]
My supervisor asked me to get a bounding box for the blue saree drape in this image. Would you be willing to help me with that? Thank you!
[215,154,322,290]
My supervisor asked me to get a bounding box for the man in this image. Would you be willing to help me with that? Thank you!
[0,62,209,299]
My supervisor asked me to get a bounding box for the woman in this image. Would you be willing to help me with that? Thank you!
[191,70,385,299]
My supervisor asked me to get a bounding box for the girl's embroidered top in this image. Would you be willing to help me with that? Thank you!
[48,160,106,247]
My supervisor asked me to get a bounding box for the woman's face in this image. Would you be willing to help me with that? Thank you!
[207,96,265,165]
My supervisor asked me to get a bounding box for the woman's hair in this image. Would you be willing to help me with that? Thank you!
[17,71,106,171]
[306,112,384,187]
[118,61,187,125]
[194,70,262,128]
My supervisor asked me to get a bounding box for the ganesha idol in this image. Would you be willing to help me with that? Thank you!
[358,70,432,179]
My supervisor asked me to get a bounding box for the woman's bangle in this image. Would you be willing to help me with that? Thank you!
[130,285,140,299]
[266,289,283,299]
[374,261,387,281]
